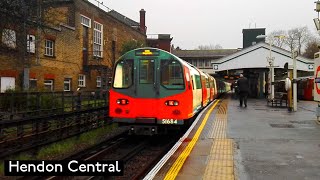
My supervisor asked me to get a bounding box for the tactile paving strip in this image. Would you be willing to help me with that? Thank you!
[204,100,235,180]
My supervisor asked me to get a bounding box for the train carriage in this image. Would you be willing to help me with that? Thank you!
[297,76,314,101]
[109,48,228,134]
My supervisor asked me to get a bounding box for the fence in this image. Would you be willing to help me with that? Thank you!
[0,90,110,158]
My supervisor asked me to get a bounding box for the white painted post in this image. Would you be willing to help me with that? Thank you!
[293,51,298,111]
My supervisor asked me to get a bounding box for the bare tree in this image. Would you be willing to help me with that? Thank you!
[267,30,286,48]
[196,44,222,50]
[284,26,311,54]
[303,39,320,59]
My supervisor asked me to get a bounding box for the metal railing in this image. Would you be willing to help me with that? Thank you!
[0,90,110,158]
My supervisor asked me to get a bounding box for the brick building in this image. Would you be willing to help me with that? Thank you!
[0,0,146,92]
[147,34,173,52]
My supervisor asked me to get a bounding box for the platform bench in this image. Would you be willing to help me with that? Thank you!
[267,92,287,107]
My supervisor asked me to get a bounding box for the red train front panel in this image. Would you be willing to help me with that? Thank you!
[109,88,193,125]
[109,48,195,125]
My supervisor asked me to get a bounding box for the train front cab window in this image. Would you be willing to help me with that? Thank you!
[160,59,184,89]
[113,59,133,88]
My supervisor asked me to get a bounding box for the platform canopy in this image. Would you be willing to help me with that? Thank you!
[212,42,314,72]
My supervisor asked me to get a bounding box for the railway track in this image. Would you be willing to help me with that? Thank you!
[19,133,180,180]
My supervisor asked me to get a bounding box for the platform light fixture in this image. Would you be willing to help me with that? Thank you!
[315,0,320,13]
[315,1,320,31]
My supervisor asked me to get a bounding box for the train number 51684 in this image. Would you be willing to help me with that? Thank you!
[161,119,178,124]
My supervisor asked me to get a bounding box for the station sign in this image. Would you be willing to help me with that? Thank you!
[314,52,320,101]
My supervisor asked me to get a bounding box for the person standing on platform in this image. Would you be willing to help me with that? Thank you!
[237,74,249,107]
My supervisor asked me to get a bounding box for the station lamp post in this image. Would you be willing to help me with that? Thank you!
[314,0,320,31]
[256,35,285,100]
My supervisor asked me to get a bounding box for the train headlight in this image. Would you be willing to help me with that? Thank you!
[116,99,129,105]
[165,100,179,106]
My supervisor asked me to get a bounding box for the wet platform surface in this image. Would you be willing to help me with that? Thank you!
[230,98,320,180]
[151,96,320,180]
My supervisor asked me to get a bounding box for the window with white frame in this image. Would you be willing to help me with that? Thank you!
[96,76,101,87]
[45,39,54,56]
[93,21,103,57]
[0,77,15,93]
[27,35,35,53]
[78,74,86,87]
[2,29,16,48]
[64,78,71,91]
[81,15,91,28]
[44,80,54,91]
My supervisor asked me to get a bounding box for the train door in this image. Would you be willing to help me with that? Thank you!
[137,59,158,98]
[212,78,217,98]
[132,58,160,118]
[209,77,214,101]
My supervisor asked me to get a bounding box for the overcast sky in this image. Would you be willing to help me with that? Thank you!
[89,0,317,50]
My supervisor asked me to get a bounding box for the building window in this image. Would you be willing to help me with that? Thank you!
[205,60,210,67]
[64,78,71,91]
[2,29,16,48]
[1,77,15,93]
[44,80,54,91]
[27,35,35,53]
[81,15,91,28]
[93,21,103,57]
[29,79,37,90]
[45,39,54,56]
[198,59,203,67]
[192,59,198,67]
[96,76,101,87]
[78,74,86,87]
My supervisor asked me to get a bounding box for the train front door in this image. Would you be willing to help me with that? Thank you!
[135,58,160,119]
[137,59,158,98]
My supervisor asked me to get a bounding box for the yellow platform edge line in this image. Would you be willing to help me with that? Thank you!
[164,100,220,180]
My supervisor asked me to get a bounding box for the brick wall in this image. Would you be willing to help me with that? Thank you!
[0,0,146,92]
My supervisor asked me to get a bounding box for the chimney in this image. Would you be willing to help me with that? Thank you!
[139,9,146,34]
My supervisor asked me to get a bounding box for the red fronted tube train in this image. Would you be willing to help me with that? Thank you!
[109,48,230,135]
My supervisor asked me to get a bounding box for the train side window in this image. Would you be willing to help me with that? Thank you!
[195,75,202,89]
[160,59,185,89]
[113,59,133,88]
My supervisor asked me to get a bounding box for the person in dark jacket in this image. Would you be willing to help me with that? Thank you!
[237,74,249,107]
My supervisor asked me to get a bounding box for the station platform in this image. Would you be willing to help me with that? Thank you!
[145,95,320,180]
